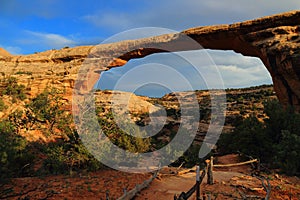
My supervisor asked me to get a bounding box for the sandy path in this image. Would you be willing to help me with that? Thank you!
[135,171,244,200]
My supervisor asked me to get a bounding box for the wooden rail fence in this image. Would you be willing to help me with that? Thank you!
[213,159,258,168]
[174,156,261,200]
[174,166,206,200]
[117,170,159,200]
[116,157,261,200]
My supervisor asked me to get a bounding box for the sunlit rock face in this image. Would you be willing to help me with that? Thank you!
[0,11,299,110]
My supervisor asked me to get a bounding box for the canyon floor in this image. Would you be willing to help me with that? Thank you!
[137,154,300,200]
[1,155,299,200]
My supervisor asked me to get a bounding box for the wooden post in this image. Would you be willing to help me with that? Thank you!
[106,190,110,200]
[257,159,261,174]
[207,156,213,185]
[207,193,211,200]
[174,194,178,200]
[196,166,200,200]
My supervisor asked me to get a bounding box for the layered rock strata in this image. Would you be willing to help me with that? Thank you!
[0,11,299,109]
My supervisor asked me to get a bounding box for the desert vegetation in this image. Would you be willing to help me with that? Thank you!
[0,78,104,181]
[0,77,299,182]
[218,99,300,176]
[0,77,299,199]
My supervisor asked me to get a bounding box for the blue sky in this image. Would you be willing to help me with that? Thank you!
[1,0,299,96]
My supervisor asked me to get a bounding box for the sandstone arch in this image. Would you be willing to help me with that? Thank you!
[82,11,300,110]
[0,11,299,110]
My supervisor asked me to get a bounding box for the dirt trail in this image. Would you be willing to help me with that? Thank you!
[1,155,299,199]
[135,171,244,200]
[135,155,300,200]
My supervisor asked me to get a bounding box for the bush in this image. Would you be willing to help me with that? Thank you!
[218,115,273,161]
[0,99,7,112]
[40,133,104,175]
[26,88,73,136]
[0,120,34,181]
[0,87,108,178]
[274,130,300,175]
[170,142,212,168]
[24,89,105,175]
[217,100,300,175]
[1,77,26,102]
[97,110,152,154]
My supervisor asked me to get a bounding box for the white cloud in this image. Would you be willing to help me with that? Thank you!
[19,31,76,49]
[0,0,64,19]
[217,64,272,88]
[83,0,300,31]
[206,50,264,69]
[98,49,273,94]
[83,13,133,30]
[6,46,22,55]
[0,45,22,55]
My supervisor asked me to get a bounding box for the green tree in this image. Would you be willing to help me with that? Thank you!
[1,77,26,102]
[274,130,300,175]
[0,120,33,180]
[40,131,103,175]
[218,115,272,160]
[26,88,72,135]
[0,99,7,111]
[217,100,300,175]
[97,110,152,154]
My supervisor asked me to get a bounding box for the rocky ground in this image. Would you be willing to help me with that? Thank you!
[136,154,300,200]
[1,85,290,200]
[0,170,151,200]
[1,154,299,200]
[1,11,300,199]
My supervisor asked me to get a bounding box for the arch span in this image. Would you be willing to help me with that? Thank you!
[78,11,300,110]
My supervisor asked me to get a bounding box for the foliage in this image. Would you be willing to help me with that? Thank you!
[1,77,26,102]
[0,86,104,178]
[26,88,72,135]
[39,131,104,175]
[0,120,34,181]
[0,99,7,112]
[15,71,33,75]
[274,130,300,175]
[217,99,300,175]
[218,115,273,160]
[171,143,211,168]
[25,89,104,174]
[97,110,152,154]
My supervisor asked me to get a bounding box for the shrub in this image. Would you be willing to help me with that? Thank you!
[0,87,107,178]
[15,71,32,75]
[273,130,300,175]
[217,100,300,175]
[1,77,26,102]
[26,88,72,135]
[218,115,273,161]
[40,134,104,175]
[97,110,152,154]
[0,120,34,181]
[0,99,7,112]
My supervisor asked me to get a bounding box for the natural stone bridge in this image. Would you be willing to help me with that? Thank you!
[0,11,299,110]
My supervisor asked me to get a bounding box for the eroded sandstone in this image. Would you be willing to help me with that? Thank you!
[0,11,299,110]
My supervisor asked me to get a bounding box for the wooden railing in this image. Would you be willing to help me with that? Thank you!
[117,170,159,200]
[213,159,258,168]
[174,166,206,200]
[116,156,267,200]
[174,156,264,200]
